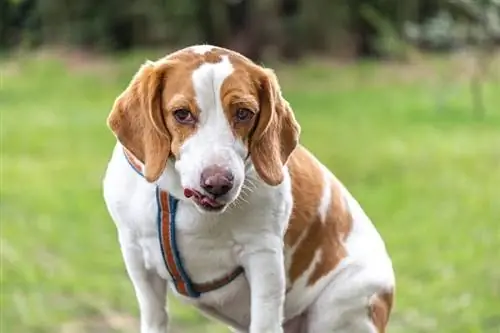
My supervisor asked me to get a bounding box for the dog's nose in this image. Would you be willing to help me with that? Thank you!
[200,165,234,197]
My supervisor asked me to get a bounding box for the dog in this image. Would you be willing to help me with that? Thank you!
[103,45,395,333]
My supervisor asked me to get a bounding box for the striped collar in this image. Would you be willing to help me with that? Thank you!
[123,148,244,298]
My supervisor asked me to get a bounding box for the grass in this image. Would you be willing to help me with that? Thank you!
[1,49,499,332]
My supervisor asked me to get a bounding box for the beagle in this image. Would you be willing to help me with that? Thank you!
[103,45,395,333]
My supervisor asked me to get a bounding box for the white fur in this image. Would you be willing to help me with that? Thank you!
[317,166,332,222]
[103,46,395,333]
[189,44,215,55]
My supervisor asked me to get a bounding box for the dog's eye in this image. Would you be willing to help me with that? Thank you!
[173,109,195,124]
[235,108,254,122]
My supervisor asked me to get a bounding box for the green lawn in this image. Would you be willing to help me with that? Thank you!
[1,49,499,333]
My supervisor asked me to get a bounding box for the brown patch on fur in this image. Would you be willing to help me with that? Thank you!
[248,68,301,186]
[286,147,325,282]
[308,177,352,284]
[369,290,394,333]
[160,70,198,158]
[285,147,352,285]
[107,61,172,182]
[219,68,259,143]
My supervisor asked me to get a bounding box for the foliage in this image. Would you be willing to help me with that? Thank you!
[1,0,498,59]
[405,0,500,50]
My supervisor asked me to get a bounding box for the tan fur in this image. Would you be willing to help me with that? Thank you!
[369,290,394,332]
[308,174,352,284]
[219,63,260,143]
[285,147,352,286]
[249,68,300,186]
[107,61,172,182]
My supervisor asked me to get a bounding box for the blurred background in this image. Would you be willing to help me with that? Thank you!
[1,0,499,332]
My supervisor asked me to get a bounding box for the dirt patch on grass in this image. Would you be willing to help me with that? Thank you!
[60,313,137,333]
[1,47,119,76]
[39,48,118,75]
[0,59,21,77]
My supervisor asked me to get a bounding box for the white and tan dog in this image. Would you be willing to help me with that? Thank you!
[103,45,395,333]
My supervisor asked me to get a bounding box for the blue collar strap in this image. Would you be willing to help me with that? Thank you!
[123,148,244,298]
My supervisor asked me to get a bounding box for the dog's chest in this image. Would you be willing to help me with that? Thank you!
[173,205,243,285]
[136,200,241,274]
[135,201,252,328]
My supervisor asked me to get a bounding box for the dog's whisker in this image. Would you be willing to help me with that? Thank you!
[242,182,256,193]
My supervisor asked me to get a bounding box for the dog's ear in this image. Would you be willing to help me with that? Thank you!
[250,68,301,186]
[107,60,171,182]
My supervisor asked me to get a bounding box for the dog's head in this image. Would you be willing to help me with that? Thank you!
[107,45,300,213]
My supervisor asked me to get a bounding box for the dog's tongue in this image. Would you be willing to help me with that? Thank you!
[200,196,219,207]
[184,188,221,207]
[184,188,195,198]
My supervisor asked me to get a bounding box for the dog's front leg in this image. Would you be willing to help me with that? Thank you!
[241,237,286,333]
[119,232,168,333]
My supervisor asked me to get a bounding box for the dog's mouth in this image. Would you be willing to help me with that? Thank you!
[183,188,226,212]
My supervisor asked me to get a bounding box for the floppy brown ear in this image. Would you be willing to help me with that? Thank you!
[107,60,171,182]
[250,68,301,186]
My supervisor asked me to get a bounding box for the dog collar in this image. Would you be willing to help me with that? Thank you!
[123,148,244,298]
